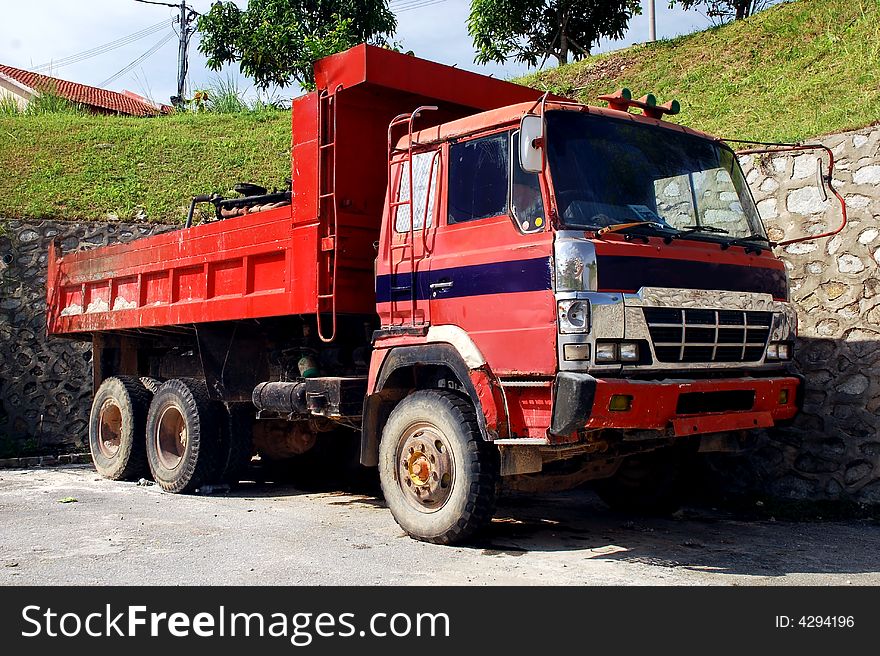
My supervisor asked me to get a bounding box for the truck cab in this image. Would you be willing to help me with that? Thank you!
[369,98,801,541]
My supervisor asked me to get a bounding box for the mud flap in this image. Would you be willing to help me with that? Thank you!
[550,372,597,436]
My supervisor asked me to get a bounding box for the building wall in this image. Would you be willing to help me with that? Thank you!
[0,77,32,110]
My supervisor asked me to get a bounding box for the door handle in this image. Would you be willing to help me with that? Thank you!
[429,279,454,291]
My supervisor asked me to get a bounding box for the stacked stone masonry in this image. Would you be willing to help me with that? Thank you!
[737,124,880,504]
[0,220,172,454]
[0,125,878,503]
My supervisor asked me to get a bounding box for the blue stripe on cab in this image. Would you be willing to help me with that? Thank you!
[375,257,553,303]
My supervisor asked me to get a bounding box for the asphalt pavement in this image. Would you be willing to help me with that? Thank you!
[1,466,878,586]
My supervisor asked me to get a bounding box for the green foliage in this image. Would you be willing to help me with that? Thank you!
[0,110,291,223]
[25,90,83,116]
[468,0,641,66]
[518,0,880,143]
[0,96,21,116]
[670,0,782,23]
[1,85,86,116]
[197,0,396,91]
[204,75,248,114]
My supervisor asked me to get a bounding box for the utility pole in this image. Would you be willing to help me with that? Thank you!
[134,0,199,106]
[647,0,657,42]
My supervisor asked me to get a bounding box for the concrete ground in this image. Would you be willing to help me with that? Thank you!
[1,465,878,586]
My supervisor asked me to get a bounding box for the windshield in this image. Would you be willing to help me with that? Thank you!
[545,110,765,241]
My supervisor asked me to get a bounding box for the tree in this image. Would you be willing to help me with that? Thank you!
[197,0,396,91]
[468,0,641,68]
[670,1,781,24]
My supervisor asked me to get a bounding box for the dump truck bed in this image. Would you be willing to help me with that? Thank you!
[47,204,316,335]
[46,45,545,337]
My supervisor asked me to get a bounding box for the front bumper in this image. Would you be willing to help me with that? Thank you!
[550,372,801,438]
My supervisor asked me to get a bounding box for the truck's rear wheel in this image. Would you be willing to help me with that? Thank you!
[594,446,685,515]
[88,376,151,480]
[379,390,499,545]
[145,378,221,493]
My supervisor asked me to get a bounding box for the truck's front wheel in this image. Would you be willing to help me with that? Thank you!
[145,378,221,493]
[379,390,499,545]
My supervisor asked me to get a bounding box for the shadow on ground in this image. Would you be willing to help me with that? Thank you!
[216,464,880,580]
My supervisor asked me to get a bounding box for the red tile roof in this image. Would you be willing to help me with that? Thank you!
[0,64,170,116]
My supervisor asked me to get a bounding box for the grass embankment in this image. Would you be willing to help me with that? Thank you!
[518,0,880,143]
[1,0,878,223]
[0,110,291,223]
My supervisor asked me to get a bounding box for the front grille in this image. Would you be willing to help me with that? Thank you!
[643,307,772,363]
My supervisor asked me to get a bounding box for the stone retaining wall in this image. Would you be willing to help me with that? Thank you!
[0,219,172,456]
[734,124,880,503]
[1,126,879,503]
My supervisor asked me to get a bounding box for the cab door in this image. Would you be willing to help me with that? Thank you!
[378,149,441,328]
[427,130,556,375]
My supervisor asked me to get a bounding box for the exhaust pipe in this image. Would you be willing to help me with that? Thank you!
[252,381,308,415]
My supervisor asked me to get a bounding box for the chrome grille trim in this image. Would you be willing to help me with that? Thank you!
[643,307,772,363]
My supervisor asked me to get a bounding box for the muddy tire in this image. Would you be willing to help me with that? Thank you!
[145,378,221,493]
[139,376,162,395]
[217,403,254,484]
[88,376,152,480]
[595,447,685,515]
[379,390,499,545]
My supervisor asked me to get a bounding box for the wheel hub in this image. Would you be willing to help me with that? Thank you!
[397,423,454,513]
[156,405,187,470]
[98,400,123,458]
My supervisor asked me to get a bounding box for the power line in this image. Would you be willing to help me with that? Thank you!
[99,30,177,88]
[392,0,449,13]
[31,19,172,72]
[134,0,200,15]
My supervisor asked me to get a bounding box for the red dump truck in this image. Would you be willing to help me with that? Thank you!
[46,45,841,544]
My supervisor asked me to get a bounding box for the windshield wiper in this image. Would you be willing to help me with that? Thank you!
[678,225,730,235]
[721,233,773,252]
[597,221,675,237]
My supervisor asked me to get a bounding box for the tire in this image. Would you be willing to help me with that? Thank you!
[216,403,254,484]
[88,376,151,480]
[145,378,221,493]
[378,390,499,545]
[594,446,685,515]
[139,376,162,395]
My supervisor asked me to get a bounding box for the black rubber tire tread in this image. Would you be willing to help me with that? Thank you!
[88,376,151,481]
[217,403,255,484]
[145,378,221,494]
[379,389,499,545]
[595,447,685,515]
[139,377,162,395]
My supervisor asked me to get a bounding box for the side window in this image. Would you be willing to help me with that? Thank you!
[510,131,546,232]
[395,151,439,233]
[448,133,508,224]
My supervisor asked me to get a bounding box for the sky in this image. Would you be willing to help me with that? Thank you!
[0,1,712,105]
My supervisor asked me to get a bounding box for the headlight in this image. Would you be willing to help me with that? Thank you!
[558,299,590,334]
[619,343,640,362]
[766,342,792,361]
[594,341,641,363]
[595,342,618,362]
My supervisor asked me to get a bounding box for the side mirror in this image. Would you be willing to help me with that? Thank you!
[519,114,544,173]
